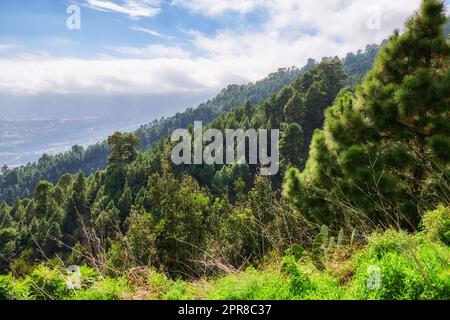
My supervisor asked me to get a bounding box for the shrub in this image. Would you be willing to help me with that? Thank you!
[9,258,34,278]
[78,265,100,289]
[282,255,344,300]
[351,230,449,300]
[205,267,291,300]
[26,266,69,300]
[0,275,15,300]
[282,255,314,297]
[72,278,129,300]
[303,274,344,300]
[162,280,196,300]
[145,269,171,299]
[422,206,450,245]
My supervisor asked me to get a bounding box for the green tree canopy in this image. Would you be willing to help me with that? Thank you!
[107,132,140,166]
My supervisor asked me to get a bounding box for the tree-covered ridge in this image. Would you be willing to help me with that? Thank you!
[0,46,380,205]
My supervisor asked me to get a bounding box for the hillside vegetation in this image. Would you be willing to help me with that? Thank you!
[0,0,449,300]
[1,206,448,300]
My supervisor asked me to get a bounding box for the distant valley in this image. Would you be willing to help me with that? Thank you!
[0,92,213,167]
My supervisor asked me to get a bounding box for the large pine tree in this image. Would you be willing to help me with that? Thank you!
[284,0,450,230]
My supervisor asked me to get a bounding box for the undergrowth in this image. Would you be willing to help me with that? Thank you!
[0,207,448,300]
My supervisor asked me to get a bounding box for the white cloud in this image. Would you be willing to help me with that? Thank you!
[109,44,190,58]
[171,0,264,16]
[0,56,227,95]
[129,26,176,39]
[84,0,161,19]
[0,43,19,52]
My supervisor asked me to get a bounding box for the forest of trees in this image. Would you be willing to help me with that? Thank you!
[0,0,449,301]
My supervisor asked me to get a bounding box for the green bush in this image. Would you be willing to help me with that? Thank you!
[162,280,195,300]
[422,206,450,245]
[282,255,344,300]
[351,230,449,300]
[145,269,174,299]
[78,265,100,289]
[303,274,344,300]
[205,267,291,300]
[72,278,129,300]
[282,255,314,297]
[0,275,15,300]
[25,266,69,300]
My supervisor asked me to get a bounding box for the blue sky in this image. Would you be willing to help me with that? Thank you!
[0,0,447,122]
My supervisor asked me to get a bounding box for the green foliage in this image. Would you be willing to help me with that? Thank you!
[0,44,378,205]
[0,1,447,302]
[205,267,291,300]
[311,226,329,270]
[124,169,212,275]
[126,211,157,266]
[342,44,380,85]
[72,278,129,300]
[282,256,314,297]
[107,132,140,166]
[422,205,450,245]
[25,266,69,300]
[280,123,304,169]
[204,258,344,300]
[0,275,15,300]
[351,229,449,300]
[283,92,306,124]
[0,142,109,205]
[163,280,196,300]
[2,207,448,301]
[78,265,100,289]
[117,184,132,225]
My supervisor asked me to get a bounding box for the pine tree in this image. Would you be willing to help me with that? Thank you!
[284,0,450,229]
[280,123,304,169]
[107,132,140,166]
[0,202,13,228]
[284,92,306,125]
[118,184,132,225]
[63,172,88,241]
[33,181,53,219]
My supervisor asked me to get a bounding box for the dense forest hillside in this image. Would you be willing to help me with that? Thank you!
[0,45,380,204]
[0,0,448,301]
